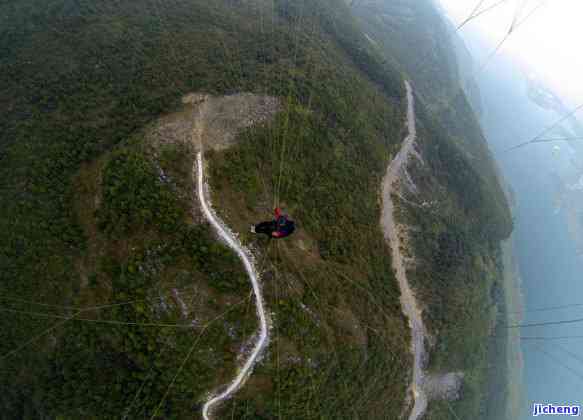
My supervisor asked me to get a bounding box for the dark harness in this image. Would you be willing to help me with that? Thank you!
[273,216,295,238]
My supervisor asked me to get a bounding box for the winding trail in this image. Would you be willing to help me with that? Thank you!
[196,152,270,419]
[381,81,428,420]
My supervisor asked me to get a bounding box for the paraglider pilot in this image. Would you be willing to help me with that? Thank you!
[251,208,295,239]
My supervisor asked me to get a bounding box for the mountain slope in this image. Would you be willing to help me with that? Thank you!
[353,2,513,419]
[0,1,511,419]
[1,1,409,418]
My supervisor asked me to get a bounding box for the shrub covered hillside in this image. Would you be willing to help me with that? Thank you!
[0,0,409,418]
[0,0,511,419]
[350,0,461,109]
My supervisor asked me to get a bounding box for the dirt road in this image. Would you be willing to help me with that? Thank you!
[196,151,271,420]
[381,81,428,420]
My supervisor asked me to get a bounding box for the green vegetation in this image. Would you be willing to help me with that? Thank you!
[2,134,257,418]
[352,2,514,418]
[392,72,512,420]
[209,95,410,417]
[97,145,186,237]
[0,0,513,418]
[0,0,411,418]
[351,0,460,107]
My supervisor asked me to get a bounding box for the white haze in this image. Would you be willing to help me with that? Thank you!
[436,0,583,106]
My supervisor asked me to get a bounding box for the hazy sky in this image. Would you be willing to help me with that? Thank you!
[436,0,583,105]
[434,3,583,418]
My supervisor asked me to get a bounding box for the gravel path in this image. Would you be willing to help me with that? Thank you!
[380,81,428,420]
[196,151,270,420]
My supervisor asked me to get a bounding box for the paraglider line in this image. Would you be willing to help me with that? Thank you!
[506,316,583,329]
[521,335,583,341]
[527,342,583,383]
[509,301,583,314]
[457,0,487,30]
[457,0,510,31]
[504,102,583,152]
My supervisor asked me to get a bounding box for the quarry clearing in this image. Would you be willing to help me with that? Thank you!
[147,93,280,153]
